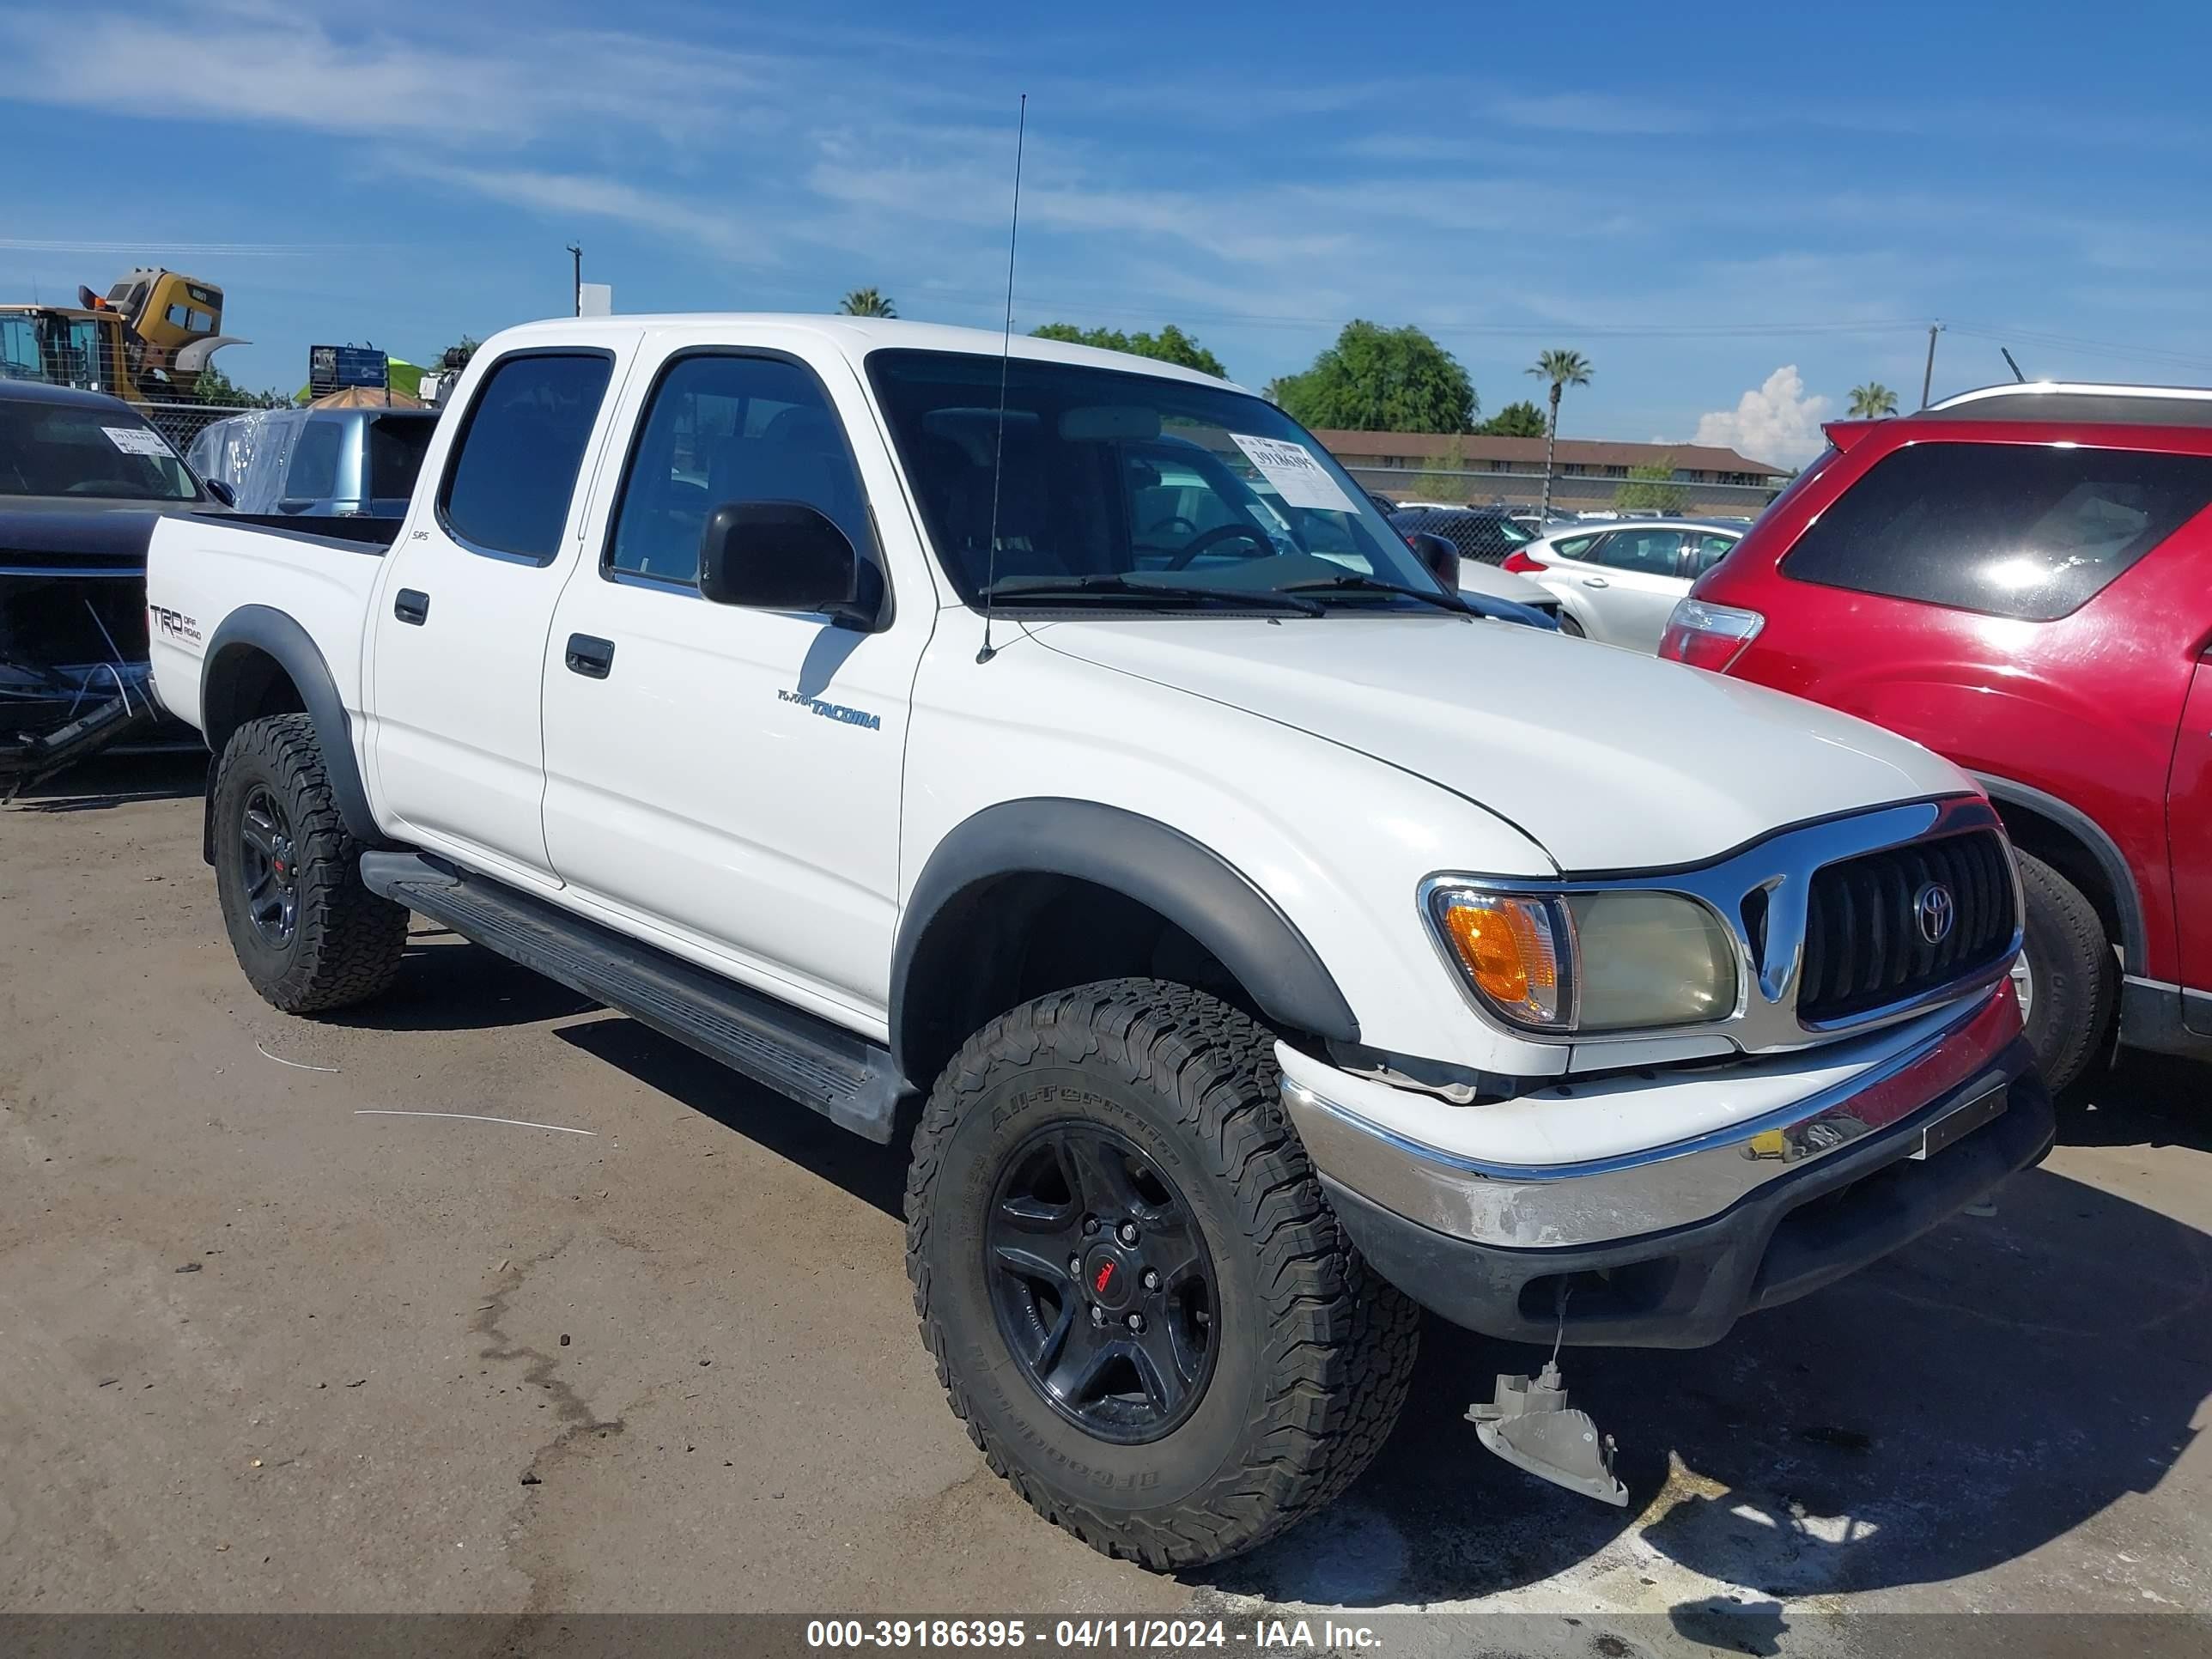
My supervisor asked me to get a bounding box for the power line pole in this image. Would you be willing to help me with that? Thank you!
[567,245,582,319]
[1921,321,1943,408]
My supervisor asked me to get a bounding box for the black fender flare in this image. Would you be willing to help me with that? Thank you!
[890,798,1359,1081]
[200,605,380,853]
[1972,770,2146,974]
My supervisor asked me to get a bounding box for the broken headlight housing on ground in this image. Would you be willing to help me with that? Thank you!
[1425,882,1739,1036]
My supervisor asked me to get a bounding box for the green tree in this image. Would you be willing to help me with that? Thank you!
[191,364,291,408]
[1479,399,1548,438]
[1614,458,1687,514]
[1407,438,1473,503]
[1031,322,1227,379]
[1525,348,1593,521]
[1848,381,1899,418]
[838,288,897,318]
[1268,321,1477,433]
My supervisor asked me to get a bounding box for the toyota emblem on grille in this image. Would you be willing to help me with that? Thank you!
[1914,881,1956,945]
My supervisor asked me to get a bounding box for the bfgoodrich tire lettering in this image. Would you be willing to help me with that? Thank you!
[212,713,408,1013]
[905,978,1419,1569]
[2014,848,2114,1093]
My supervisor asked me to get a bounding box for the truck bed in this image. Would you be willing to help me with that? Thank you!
[143,511,394,739]
[216,513,404,549]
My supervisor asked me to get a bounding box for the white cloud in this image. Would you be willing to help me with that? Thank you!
[0,6,770,146]
[805,159,1350,266]
[1694,365,1832,467]
[392,162,763,262]
[1490,92,1715,137]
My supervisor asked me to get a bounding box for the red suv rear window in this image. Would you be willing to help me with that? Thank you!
[1783,440,2212,622]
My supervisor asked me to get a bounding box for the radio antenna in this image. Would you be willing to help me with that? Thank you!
[977,92,1028,665]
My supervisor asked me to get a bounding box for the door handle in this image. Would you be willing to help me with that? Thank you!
[565,634,616,679]
[1582,575,1610,588]
[393,588,430,624]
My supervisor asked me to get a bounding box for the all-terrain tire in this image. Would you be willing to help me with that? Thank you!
[2014,849,2114,1094]
[212,714,407,1014]
[905,978,1419,1570]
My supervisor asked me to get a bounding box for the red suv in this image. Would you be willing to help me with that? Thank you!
[1661,383,2212,1091]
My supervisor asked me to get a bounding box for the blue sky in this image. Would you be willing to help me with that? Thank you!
[3,0,2208,466]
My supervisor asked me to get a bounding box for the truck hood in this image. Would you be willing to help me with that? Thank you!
[1032,615,1971,872]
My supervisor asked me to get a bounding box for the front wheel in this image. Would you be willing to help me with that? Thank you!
[2014,849,2114,1094]
[905,980,1419,1570]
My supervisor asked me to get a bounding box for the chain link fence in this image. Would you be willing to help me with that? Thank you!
[1342,463,1779,521]
[139,400,265,459]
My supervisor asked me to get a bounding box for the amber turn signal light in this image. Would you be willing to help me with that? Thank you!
[1432,891,1570,1028]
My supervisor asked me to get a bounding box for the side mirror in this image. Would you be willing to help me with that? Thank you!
[699,500,876,628]
[1410,531,1459,592]
[202,478,236,507]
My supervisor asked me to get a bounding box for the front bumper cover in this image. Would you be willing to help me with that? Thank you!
[1285,985,2054,1348]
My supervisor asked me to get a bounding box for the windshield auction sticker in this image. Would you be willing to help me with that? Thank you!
[1229,433,1358,514]
[102,426,175,458]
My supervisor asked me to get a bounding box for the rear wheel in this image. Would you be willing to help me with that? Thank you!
[1556,613,1587,638]
[212,714,408,1013]
[905,979,1419,1569]
[2014,849,2114,1093]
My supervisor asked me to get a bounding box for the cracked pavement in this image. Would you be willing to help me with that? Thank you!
[3,757,2209,1655]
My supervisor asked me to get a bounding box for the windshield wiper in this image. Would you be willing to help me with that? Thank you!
[981,574,1325,616]
[1279,572,1476,616]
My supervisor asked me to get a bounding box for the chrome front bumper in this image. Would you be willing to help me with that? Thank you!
[1283,981,2027,1252]
[1283,983,2049,1348]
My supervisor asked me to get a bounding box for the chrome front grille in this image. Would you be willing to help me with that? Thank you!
[1798,830,2018,1024]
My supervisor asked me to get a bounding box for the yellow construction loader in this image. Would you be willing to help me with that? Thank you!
[0,269,248,406]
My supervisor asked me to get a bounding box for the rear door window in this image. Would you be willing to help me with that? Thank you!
[440,352,613,561]
[368,416,436,504]
[283,421,343,502]
[1686,532,1737,577]
[1591,527,1686,576]
[1783,441,2212,621]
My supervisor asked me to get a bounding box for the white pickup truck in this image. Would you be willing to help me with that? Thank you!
[145,314,2051,1565]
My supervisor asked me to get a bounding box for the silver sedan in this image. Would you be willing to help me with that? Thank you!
[1504,519,1743,651]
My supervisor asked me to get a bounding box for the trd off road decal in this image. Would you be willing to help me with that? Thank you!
[149,605,203,647]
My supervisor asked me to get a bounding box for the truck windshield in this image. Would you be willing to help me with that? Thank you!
[867,349,1449,612]
[0,400,200,501]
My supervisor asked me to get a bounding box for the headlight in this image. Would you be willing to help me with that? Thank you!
[1425,884,1738,1035]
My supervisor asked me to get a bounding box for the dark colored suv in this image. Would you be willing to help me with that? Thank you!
[1386,504,1534,566]
[1662,382,2212,1090]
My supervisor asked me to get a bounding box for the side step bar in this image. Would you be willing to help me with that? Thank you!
[361,852,907,1142]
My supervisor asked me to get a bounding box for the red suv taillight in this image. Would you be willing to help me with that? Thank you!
[1660,598,1765,672]
[1500,550,1542,574]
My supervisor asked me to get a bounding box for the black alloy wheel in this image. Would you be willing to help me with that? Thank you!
[905,979,1421,1568]
[238,782,301,948]
[986,1121,1219,1444]
[211,714,408,1013]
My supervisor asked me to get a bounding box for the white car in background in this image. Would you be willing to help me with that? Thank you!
[1503,518,1744,650]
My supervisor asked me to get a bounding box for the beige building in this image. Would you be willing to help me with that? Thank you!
[1311,429,1791,515]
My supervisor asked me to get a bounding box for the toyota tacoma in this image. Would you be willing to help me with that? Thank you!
[144,315,2053,1566]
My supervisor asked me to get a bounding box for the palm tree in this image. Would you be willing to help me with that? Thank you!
[838,287,896,318]
[1848,381,1899,418]
[1525,349,1593,521]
